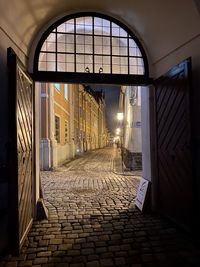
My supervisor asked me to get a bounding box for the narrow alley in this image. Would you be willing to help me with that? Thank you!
[1,147,200,267]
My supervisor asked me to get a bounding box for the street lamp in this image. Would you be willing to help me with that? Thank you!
[116,128,121,135]
[117,112,123,121]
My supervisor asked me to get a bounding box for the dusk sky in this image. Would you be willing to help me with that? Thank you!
[91,85,120,135]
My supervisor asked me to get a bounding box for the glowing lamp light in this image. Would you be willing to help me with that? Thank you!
[117,113,124,121]
[116,128,121,135]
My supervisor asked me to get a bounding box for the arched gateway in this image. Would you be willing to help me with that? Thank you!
[8,12,151,255]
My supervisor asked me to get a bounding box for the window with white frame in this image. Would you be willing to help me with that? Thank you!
[55,116,60,143]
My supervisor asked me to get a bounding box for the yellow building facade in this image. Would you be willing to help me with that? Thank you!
[39,83,107,169]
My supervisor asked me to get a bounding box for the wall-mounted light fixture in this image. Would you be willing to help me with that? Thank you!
[85,66,90,73]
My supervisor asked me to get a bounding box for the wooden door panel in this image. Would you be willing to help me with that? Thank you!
[155,59,193,230]
[8,48,34,255]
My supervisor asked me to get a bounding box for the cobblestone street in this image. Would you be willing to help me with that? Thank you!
[2,147,200,267]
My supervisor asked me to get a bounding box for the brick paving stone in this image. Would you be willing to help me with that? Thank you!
[86,261,100,267]
[49,239,63,245]
[100,258,114,266]
[2,148,200,267]
[58,244,73,250]
[33,257,48,264]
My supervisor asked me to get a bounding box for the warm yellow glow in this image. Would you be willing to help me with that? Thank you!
[117,113,124,121]
[113,136,120,142]
[116,128,121,134]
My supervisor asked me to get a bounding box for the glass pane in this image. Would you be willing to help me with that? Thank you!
[38,61,46,71]
[39,52,47,62]
[84,17,93,34]
[84,55,93,64]
[119,38,127,47]
[112,46,120,55]
[66,34,74,44]
[102,19,110,35]
[94,36,103,46]
[103,37,110,46]
[57,62,66,72]
[47,53,56,62]
[94,46,102,54]
[112,65,120,74]
[112,37,120,46]
[129,38,137,48]
[77,44,84,53]
[76,35,84,45]
[95,56,103,64]
[121,65,128,74]
[85,36,92,44]
[103,56,110,65]
[130,65,138,74]
[137,57,144,66]
[57,33,65,43]
[57,24,65,32]
[94,17,103,35]
[120,57,128,66]
[136,48,142,57]
[66,54,74,63]
[57,54,65,63]
[112,23,120,36]
[112,57,120,65]
[66,20,75,33]
[76,63,84,72]
[138,66,144,75]
[66,43,74,53]
[129,47,137,56]
[130,57,137,66]
[103,46,110,54]
[44,41,56,52]
[57,43,65,52]
[102,65,110,73]
[66,63,74,72]
[76,55,84,64]
[76,16,92,34]
[119,28,127,37]
[85,44,93,54]
[46,33,56,43]
[46,62,56,71]
[120,47,128,56]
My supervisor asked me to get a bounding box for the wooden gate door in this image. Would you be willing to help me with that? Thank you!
[8,48,34,254]
[154,58,193,230]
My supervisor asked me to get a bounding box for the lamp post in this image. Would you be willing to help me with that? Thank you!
[117,112,124,173]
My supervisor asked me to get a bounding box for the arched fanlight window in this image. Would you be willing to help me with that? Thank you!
[35,13,148,76]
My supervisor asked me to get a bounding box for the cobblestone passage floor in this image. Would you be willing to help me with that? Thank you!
[1,147,200,267]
